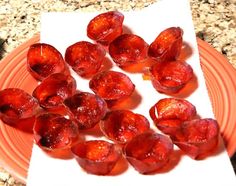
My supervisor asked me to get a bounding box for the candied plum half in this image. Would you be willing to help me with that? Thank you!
[33,113,79,151]
[71,140,121,175]
[0,88,39,125]
[109,34,149,67]
[150,60,193,94]
[64,92,107,130]
[65,41,106,77]
[27,43,66,81]
[33,73,76,110]
[171,118,219,159]
[149,98,197,135]
[100,110,150,144]
[148,27,183,62]
[124,132,173,174]
[87,11,124,45]
[89,70,135,101]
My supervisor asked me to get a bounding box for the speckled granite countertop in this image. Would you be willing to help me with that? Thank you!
[0,0,235,185]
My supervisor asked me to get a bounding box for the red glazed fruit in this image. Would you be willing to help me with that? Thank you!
[100,110,150,144]
[149,98,197,135]
[87,11,124,45]
[64,92,107,130]
[71,140,121,175]
[33,73,76,111]
[89,70,135,101]
[33,113,79,151]
[0,88,39,125]
[65,41,106,77]
[150,60,193,94]
[27,43,66,81]
[124,131,173,174]
[171,118,219,159]
[148,27,183,62]
[109,34,149,67]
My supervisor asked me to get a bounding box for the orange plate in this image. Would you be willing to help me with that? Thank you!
[0,35,236,183]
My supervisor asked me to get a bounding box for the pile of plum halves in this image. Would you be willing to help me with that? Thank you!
[0,11,220,175]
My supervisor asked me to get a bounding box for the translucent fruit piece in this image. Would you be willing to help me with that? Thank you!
[27,43,66,81]
[64,92,107,130]
[148,27,183,62]
[71,140,121,175]
[109,34,149,67]
[0,88,39,125]
[150,98,196,121]
[124,132,173,174]
[33,73,76,110]
[89,70,135,101]
[100,110,150,144]
[33,113,79,151]
[150,60,193,94]
[149,98,196,135]
[153,119,183,136]
[65,41,106,77]
[171,118,219,159]
[87,11,124,45]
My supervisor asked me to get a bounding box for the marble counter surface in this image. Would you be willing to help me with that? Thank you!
[0,0,235,185]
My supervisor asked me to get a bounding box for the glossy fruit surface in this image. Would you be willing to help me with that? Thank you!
[87,11,124,45]
[65,41,105,77]
[171,118,219,159]
[71,140,121,175]
[27,43,65,81]
[64,92,107,130]
[148,27,183,62]
[89,70,135,101]
[124,132,173,174]
[150,60,193,94]
[0,88,39,125]
[33,113,79,151]
[109,34,149,67]
[149,98,196,135]
[33,73,76,110]
[100,110,150,144]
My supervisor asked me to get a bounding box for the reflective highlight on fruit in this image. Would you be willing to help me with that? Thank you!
[64,92,107,130]
[89,70,135,101]
[109,34,149,67]
[171,118,219,159]
[100,110,150,144]
[87,11,124,45]
[33,73,76,110]
[65,41,106,77]
[150,60,193,94]
[33,113,79,151]
[27,43,65,81]
[149,98,196,135]
[71,140,121,175]
[0,88,39,125]
[148,27,183,62]
[124,132,173,174]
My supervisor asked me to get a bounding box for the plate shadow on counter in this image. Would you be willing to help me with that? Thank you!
[0,38,6,60]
